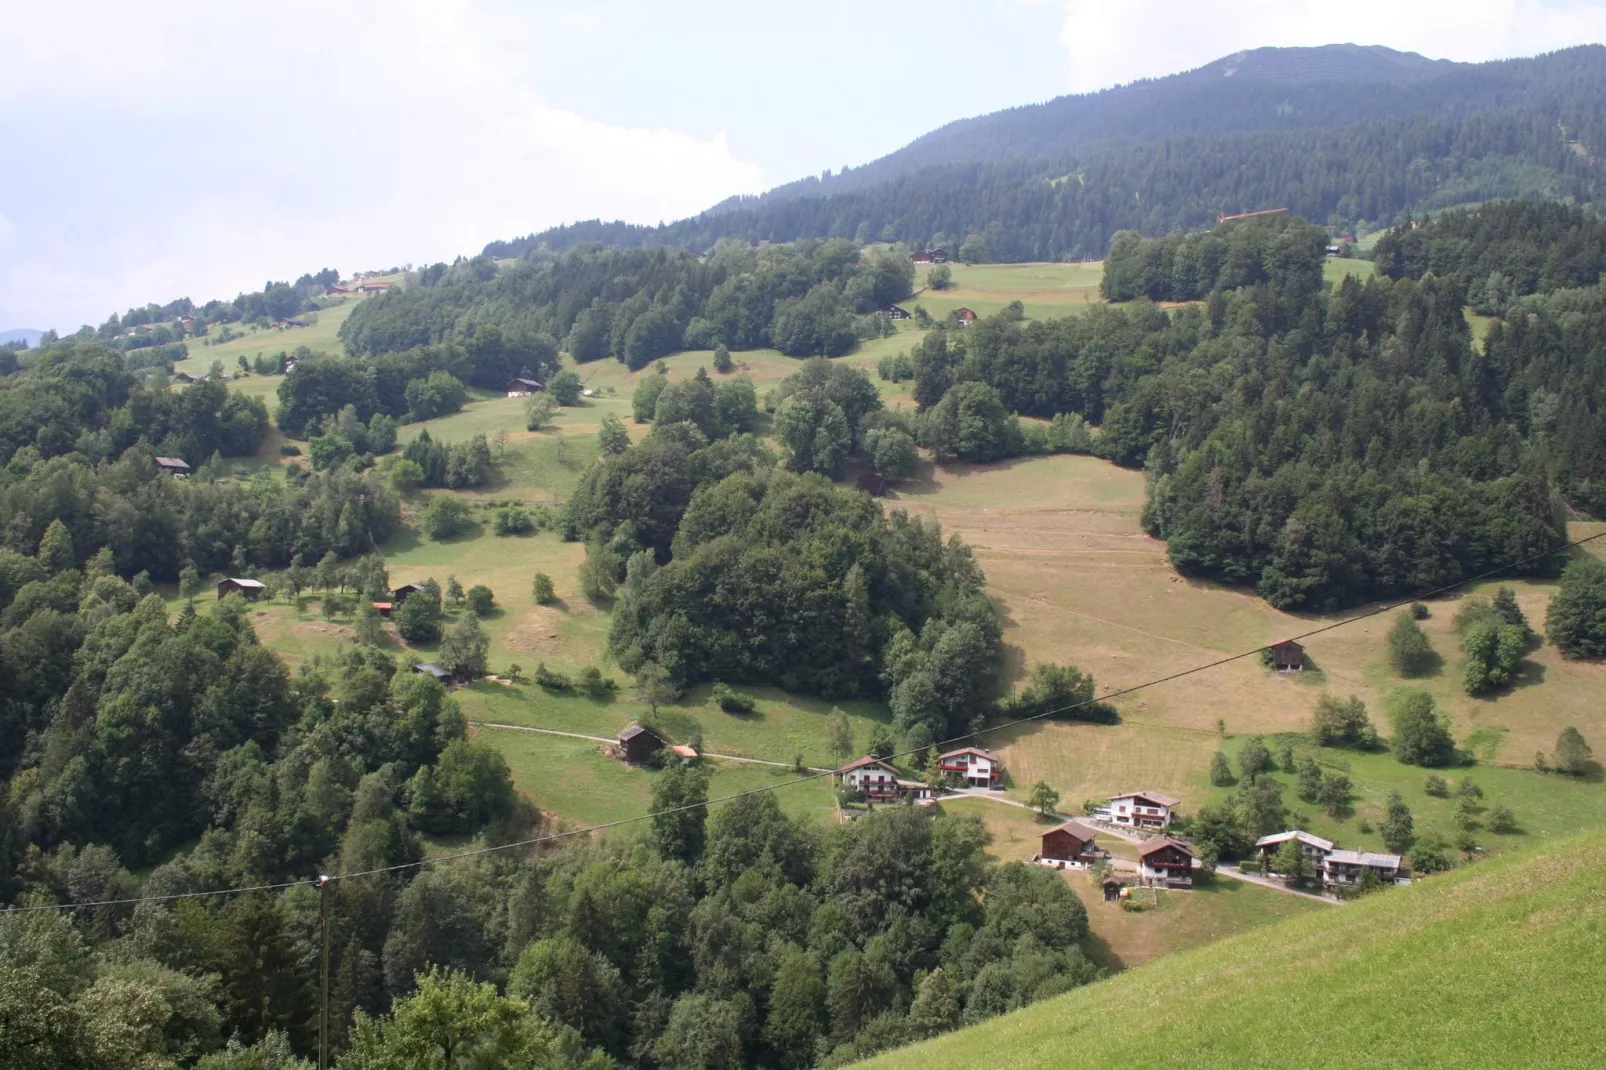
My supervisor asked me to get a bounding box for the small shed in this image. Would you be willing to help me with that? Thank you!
[156,456,192,475]
[506,377,544,398]
[217,577,265,601]
[392,583,426,604]
[671,744,699,764]
[1102,877,1123,902]
[856,472,887,498]
[1269,639,1305,672]
[618,723,666,765]
[412,663,452,683]
[172,372,197,384]
[953,307,977,325]
[371,601,393,618]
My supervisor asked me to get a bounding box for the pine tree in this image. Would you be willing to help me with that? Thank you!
[1380,791,1415,854]
[1386,610,1436,676]
[1553,726,1593,775]
[1209,751,1235,786]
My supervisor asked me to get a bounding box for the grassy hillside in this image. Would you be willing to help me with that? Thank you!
[911,261,1103,320]
[857,829,1606,1069]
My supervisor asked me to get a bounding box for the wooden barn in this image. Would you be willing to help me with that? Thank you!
[880,305,911,320]
[155,456,192,475]
[217,577,265,601]
[1040,819,1099,864]
[1268,638,1305,671]
[391,583,427,604]
[506,377,543,398]
[618,724,666,765]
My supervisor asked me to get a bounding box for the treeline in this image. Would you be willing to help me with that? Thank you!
[0,343,268,464]
[274,329,552,436]
[1101,215,1329,303]
[488,110,1604,264]
[340,242,914,373]
[904,218,1579,609]
[1373,200,1606,312]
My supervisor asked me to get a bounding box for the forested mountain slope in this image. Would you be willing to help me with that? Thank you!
[853,827,1606,1070]
[487,46,1606,262]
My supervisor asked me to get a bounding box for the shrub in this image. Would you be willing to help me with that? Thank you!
[548,369,582,405]
[710,682,756,715]
[1311,694,1377,748]
[1553,726,1593,775]
[1423,774,1449,797]
[1486,805,1517,834]
[534,662,571,691]
[1387,690,1455,767]
[577,666,616,697]
[531,573,556,605]
[712,344,733,373]
[422,495,473,540]
[1386,610,1436,677]
[1411,601,1430,620]
[465,585,494,617]
[279,443,302,456]
[492,505,535,535]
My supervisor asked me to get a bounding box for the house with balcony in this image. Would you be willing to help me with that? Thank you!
[1138,837,1197,888]
[1108,791,1180,829]
[837,755,902,800]
[937,746,1001,789]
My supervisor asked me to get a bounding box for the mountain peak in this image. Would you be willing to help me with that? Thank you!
[1187,43,1451,85]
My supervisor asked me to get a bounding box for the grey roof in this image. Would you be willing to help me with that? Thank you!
[1255,830,1335,852]
[1327,849,1402,868]
[155,456,190,468]
[618,723,663,743]
[413,663,450,679]
[1046,820,1100,842]
[222,577,266,589]
[508,377,543,388]
[1111,790,1182,807]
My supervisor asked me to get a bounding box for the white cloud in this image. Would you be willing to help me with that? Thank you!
[0,1,765,331]
[1055,0,1606,93]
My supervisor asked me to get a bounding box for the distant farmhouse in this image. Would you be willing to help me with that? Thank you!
[953,307,977,325]
[618,723,666,765]
[155,456,191,475]
[880,304,911,320]
[1268,638,1306,671]
[506,377,543,398]
[217,577,265,601]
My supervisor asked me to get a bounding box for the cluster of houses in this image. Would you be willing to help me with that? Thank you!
[1253,830,1410,890]
[836,745,1005,801]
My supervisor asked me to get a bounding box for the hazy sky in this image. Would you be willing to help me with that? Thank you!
[3,0,1604,332]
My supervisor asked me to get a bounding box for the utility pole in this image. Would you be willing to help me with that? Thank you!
[317,874,332,1070]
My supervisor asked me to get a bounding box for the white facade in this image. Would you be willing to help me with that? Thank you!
[939,747,999,788]
[1109,792,1179,829]
[840,760,900,797]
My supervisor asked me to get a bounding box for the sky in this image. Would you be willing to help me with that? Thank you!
[3,0,1605,332]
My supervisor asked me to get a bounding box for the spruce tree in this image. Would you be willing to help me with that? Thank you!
[1380,791,1415,854]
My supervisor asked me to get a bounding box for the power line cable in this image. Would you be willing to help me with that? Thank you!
[8,528,1603,912]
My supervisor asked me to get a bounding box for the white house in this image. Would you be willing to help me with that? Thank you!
[1255,830,1335,874]
[1108,791,1181,830]
[837,755,901,799]
[937,746,1001,788]
[1323,849,1409,889]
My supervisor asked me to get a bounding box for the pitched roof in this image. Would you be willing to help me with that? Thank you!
[837,755,897,775]
[1045,819,1100,842]
[671,745,698,759]
[1110,790,1182,807]
[370,602,393,610]
[222,577,266,589]
[1255,830,1336,852]
[508,377,543,388]
[413,663,450,678]
[155,456,190,468]
[1138,836,1196,860]
[618,723,663,743]
[939,746,1000,762]
[1327,849,1402,868]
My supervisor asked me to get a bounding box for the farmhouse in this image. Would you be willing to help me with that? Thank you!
[411,663,452,684]
[937,746,1001,788]
[1108,791,1180,829]
[1268,638,1305,671]
[391,583,427,604]
[217,577,266,601]
[172,372,197,384]
[617,723,666,765]
[856,472,887,498]
[155,456,192,475]
[356,283,392,294]
[1138,836,1197,888]
[928,248,950,263]
[1323,849,1408,890]
[506,377,543,398]
[880,305,911,320]
[1039,819,1100,866]
[909,252,933,264]
[1255,830,1335,873]
[837,755,901,799]
[953,307,978,325]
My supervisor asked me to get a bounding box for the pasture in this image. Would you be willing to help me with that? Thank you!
[856,829,1606,1069]
[911,261,1104,320]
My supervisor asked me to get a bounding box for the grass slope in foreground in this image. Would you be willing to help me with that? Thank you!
[857,829,1606,1069]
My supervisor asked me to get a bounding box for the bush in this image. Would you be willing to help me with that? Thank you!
[1411,602,1430,620]
[1311,694,1377,748]
[712,343,733,373]
[1386,610,1436,677]
[548,369,582,406]
[1423,774,1449,797]
[531,573,556,605]
[1486,804,1517,834]
[279,443,302,456]
[710,682,756,715]
[492,505,535,535]
[1387,690,1455,767]
[534,662,571,691]
[577,665,616,697]
[422,495,473,540]
[465,585,494,617]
